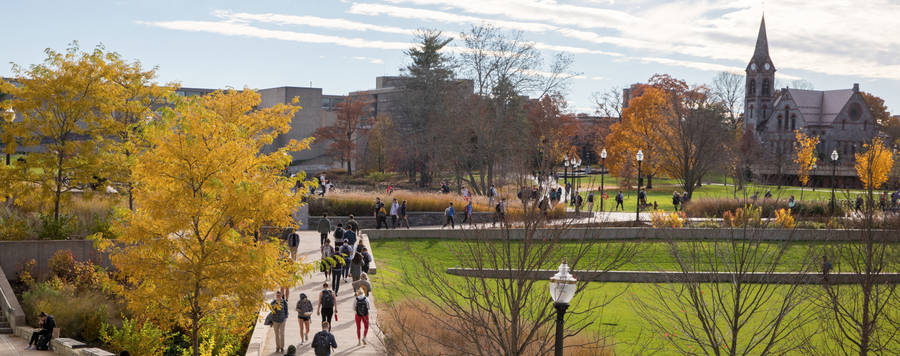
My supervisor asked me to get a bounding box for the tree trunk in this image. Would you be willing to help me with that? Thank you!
[646,174,653,189]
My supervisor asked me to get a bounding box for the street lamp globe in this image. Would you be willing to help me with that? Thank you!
[549,259,577,305]
[831,150,839,162]
[600,149,607,159]
[564,159,570,167]
[636,150,644,162]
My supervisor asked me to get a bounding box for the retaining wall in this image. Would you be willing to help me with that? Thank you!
[446,268,900,285]
[0,240,111,279]
[308,212,496,229]
[365,227,896,242]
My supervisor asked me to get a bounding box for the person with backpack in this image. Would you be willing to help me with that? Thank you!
[463,200,473,227]
[352,272,373,297]
[340,239,354,282]
[353,290,371,346]
[311,321,338,356]
[399,200,410,229]
[615,191,624,211]
[390,198,400,228]
[318,283,337,325]
[333,224,344,245]
[346,214,359,234]
[575,193,583,213]
[442,202,455,229]
[358,245,372,273]
[25,312,55,350]
[287,231,300,260]
[321,238,334,282]
[373,198,386,229]
[350,252,364,282]
[330,245,344,295]
[343,228,357,249]
[587,191,595,212]
[672,191,681,212]
[270,291,288,353]
[296,293,313,344]
[317,214,331,246]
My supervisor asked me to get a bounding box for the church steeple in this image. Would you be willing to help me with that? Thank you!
[747,16,775,71]
[744,15,776,133]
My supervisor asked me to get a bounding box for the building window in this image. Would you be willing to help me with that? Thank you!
[762,105,768,121]
[749,80,756,96]
[749,105,754,119]
[777,116,783,130]
[762,79,770,96]
[842,119,846,129]
[791,115,796,131]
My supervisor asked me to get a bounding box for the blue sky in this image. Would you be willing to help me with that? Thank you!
[4,0,900,114]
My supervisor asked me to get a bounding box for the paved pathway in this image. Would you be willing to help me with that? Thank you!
[0,334,45,356]
[260,231,383,356]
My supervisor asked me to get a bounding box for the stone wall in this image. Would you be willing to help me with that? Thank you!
[446,268,900,285]
[365,227,895,242]
[0,240,110,279]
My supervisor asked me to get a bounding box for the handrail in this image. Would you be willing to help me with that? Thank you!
[0,267,26,330]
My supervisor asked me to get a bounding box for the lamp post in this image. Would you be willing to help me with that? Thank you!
[635,150,644,223]
[831,149,839,216]
[600,149,607,212]
[563,155,570,203]
[3,107,13,165]
[549,259,577,356]
[570,157,581,206]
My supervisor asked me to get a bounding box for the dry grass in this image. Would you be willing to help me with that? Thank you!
[308,189,565,218]
[684,198,841,218]
[379,300,613,356]
[0,193,123,240]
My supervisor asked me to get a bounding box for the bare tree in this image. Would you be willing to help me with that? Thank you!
[805,151,900,355]
[380,180,636,356]
[633,222,814,355]
[710,72,744,130]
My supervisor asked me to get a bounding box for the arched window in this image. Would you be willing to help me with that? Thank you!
[749,79,756,96]
[777,115,783,130]
[762,105,768,121]
[749,105,754,119]
[762,79,770,96]
[842,119,846,129]
[790,115,796,131]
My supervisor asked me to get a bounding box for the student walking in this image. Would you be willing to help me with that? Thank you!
[353,272,373,296]
[488,184,497,207]
[443,202,456,229]
[587,191,595,212]
[390,198,400,228]
[339,239,353,282]
[615,191,625,211]
[354,290,371,346]
[350,251,364,282]
[317,214,331,246]
[330,249,344,295]
[311,321,338,356]
[321,239,334,281]
[270,291,288,353]
[463,200,473,226]
[318,283,337,325]
[296,293,313,344]
[287,231,300,260]
[399,200,410,229]
[672,191,681,212]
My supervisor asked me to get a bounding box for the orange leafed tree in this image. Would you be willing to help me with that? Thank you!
[313,95,372,175]
[855,138,894,190]
[526,94,577,172]
[605,86,668,187]
[792,130,819,199]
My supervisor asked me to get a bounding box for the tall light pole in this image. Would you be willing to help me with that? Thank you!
[571,157,581,206]
[831,149,839,216]
[563,155,570,203]
[600,149,607,212]
[635,150,644,223]
[549,259,577,356]
[3,107,13,165]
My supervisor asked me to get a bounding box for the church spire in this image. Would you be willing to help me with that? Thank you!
[753,16,769,60]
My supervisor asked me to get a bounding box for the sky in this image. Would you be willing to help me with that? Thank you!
[3,0,900,114]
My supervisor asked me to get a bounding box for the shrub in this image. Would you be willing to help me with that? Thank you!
[796,221,827,229]
[38,213,74,240]
[17,258,37,286]
[723,205,763,227]
[49,250,76,280]
[101,318,169,356]
[21,280,123,342]
[650,211,685,228]
[308,190,499,216]
[685,198,842,218]
[0,205,35,240]
[774,208,795,229]
[693,220,721,228]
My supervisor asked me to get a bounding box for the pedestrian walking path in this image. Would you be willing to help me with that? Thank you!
[260,231,383,356]
[0,334,45,356]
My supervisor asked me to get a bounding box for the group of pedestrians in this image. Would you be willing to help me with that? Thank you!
[374,197,410,229]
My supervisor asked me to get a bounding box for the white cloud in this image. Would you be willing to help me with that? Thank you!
[347,3,558,32]
[136,20,410,50]
[212,9,416,35]
[351,56,385,64]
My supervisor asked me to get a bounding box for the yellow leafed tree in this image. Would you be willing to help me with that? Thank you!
[106,89,313,356]
[0,44,116,223]
[855,138,894,190]
[792,130,819,200]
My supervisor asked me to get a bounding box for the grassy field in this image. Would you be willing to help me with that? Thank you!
[559,175,869,213]
[370,238,896,355]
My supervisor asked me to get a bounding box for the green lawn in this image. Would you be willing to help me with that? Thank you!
[370,238,873,354]
[558,176,869,213]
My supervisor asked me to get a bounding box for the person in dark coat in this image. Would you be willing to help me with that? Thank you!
[25,312,55,350]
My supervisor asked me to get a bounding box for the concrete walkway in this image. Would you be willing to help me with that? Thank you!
[0,334,45,356]
[260,231,383,356]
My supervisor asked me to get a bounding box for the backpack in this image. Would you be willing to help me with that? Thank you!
[495,203,502,213]
[356,297,369,316]
[321,290,335,309]
[312,331,331,355]
[288,233,299,247]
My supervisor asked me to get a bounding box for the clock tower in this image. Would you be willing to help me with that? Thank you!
[745,16,776,132]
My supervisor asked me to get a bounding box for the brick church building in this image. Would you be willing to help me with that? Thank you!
[744,17,876,187]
